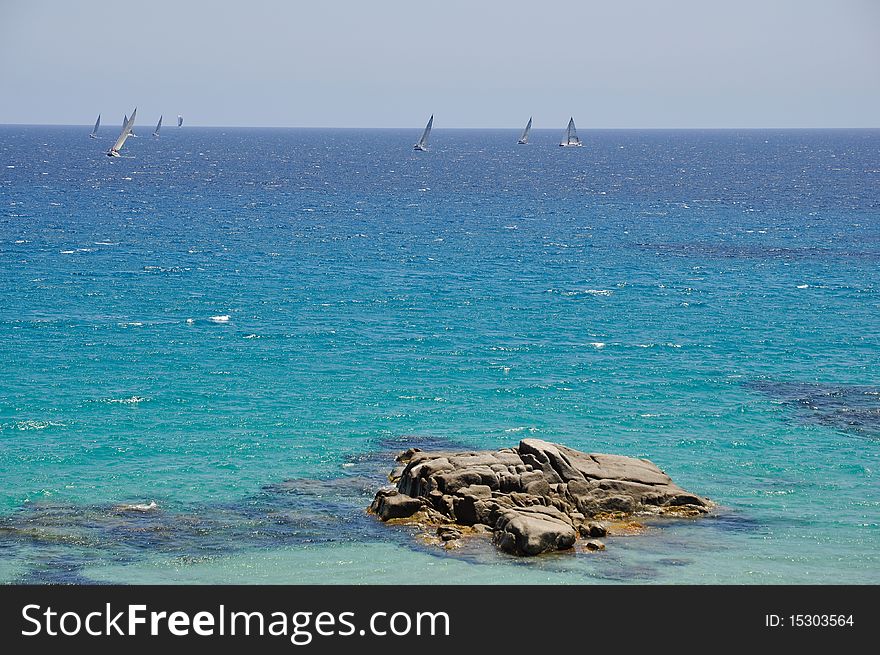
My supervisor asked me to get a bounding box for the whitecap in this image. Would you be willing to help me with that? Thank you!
[60,250,75,254]
[15,420,65,431]
[116,501,158,512]
[563,289,612,297]
[105,396,147,404]
[244,334,259,339]
[185,318,195,324]
[589,342,606,349]
[796,284,809,289]
[209,315,230,323]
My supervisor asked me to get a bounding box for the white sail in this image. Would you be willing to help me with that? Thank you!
[123,114,138,137]
[177,115,183,127]
[559,117,582,147]
[518,116,532,144]
[90,114,101,138]
[153,115,162,136]
[414,115,433,151]
[108,107,137,156]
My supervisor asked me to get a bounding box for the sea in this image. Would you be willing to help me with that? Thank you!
[0,125,877,584]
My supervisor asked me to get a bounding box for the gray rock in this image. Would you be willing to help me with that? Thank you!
[437,526,461,541]
[369,438,711,556]
[372,491,423,521]
[494,507,576,556]
[578,521,607,538]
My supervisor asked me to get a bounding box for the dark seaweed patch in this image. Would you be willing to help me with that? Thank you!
[0,434,477,583]
[745,380,880,439]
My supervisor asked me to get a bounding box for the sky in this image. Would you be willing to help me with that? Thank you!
[1,0,878,128]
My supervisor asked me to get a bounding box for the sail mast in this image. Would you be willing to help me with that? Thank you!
[108,107,137,156]
[518,116,532,144]
[414,115,433,150]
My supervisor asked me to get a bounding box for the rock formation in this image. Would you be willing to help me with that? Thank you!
[370,438,712,556]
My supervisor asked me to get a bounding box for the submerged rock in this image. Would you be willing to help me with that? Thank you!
[369,438,712,556]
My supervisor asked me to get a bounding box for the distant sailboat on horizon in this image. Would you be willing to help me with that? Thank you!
[177,115,183,127]
[517,116,532,144]
[107,108,137,157]
[89,114,101,139]
[124,114,138,137]
[559,117,582,147]
[413,114,433,151]
[153,115,162,137]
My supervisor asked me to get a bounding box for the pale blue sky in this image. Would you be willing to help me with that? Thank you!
[1,0,878,127]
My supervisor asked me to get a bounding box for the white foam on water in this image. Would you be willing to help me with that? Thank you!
[209,315,230,323]
[105,396,147,404]
[60,250,75,254]
[185,318,195,324]
[797,284,809,289]
[562,289,613,297]
[589,342,606,349]
[14,420,65,431]
[244,334,259,339]
[116,501,158,512]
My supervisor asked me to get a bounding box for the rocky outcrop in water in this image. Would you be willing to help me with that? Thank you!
[370,438,712,556]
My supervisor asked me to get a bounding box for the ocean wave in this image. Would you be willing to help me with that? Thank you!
[115,501,158,512]
[561,289,613,297]
[104,396,148,405]
[209,315,231,323]
[12,420,66,431]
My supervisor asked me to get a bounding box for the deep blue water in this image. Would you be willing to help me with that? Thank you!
[0,125,878,583]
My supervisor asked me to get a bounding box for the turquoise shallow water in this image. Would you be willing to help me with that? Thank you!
[0,126,878,583]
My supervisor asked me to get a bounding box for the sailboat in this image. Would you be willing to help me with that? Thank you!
[107,108,137,157]
[153,115,162,137]
[177,115,183,127]
[124,114,138,137]
[559,117,582,147]
[89,114,101,139]
[413,115,433,151]
[517,116,532,144]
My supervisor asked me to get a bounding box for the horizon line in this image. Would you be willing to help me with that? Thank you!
[2,122,879,131]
